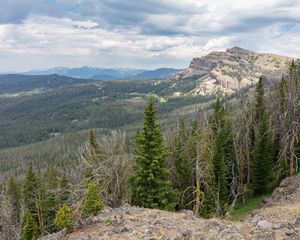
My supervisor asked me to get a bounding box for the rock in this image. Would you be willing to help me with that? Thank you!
[249,214,262,225]
[261,198,270,204]
[174,47,292,96]
[39,174,300,240]
[163,228,179,240]
[182,230,192,239]
[295,217,300,226]
[285,229,295,236]
[257,220,274,229]
[181,210,197,220]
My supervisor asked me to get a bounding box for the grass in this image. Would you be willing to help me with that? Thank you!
[228,194,271,221]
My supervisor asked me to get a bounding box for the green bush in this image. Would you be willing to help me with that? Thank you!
[82,182,104,217]
[54,204,73,232]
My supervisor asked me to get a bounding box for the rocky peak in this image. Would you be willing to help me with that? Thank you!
[175,47,295,95]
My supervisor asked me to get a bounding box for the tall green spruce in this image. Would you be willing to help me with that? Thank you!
[131,96,175,210]
[43,166,60,233]
[6,176,21,227]
[210,98,238,215]
[21,209,38,240]
[223,120,239,202]
[59,174,70,205]
[22,163,40,235]
[252,78,273,196]
[174,119,194,209]
[213,127,228,215]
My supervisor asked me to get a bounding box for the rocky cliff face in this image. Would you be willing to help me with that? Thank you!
[175,47,295,95]
[41,174,300,240]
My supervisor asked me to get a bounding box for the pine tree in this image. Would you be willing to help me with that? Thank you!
[83,130,101,183]
[54,204,73,232]
[58,174,70,206]
[210,98,225,133]
[255,77,265,125]
[174,119,194,209]
[131,96,176,211]
[3,176,22,239]
[89,130,98,149]
[21,209,38,240]
[6,176,21,226]
[43,166,60,233]
[252,111,273,196]
[210,99,238,215]
[82,182,103,217]
[223,120,239,202]
[213,128,228,215]
[22,163,40,220]
[252,78,274,196]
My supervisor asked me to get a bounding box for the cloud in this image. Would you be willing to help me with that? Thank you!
[0,0,299,71]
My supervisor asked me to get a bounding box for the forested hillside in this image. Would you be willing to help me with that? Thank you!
[0,74,213,149]
[1,61,299,239]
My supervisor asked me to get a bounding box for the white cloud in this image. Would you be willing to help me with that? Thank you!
[0,0,300,71]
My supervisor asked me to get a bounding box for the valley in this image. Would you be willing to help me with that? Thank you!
[1,47,300,240]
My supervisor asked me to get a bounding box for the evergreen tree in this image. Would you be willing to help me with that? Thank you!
[6,176,21,226]
[22,163,40,225]
[83,130,101,183]
[43,166,60,233]
[255,77,265,124]
[89,130,98,149]
[54,204,73,232]
[82,182,103,217]
[213,128,228,215]
[252,111,273,196]
[174,119,194,209]
[210,98,225,133]
[223,120,239,202]
[21,209,38,240]
[252,78,274,196]
[58,174,70,206]
[131,96,176,210]
[210,99,238,214]
[22,163,39,218]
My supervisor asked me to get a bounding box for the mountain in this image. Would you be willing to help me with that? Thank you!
[23,67,181,80]
[24,67,145,80]
[0,74,92,93]
[0,47,297,149]
[41,174,300,240]
[128,68,181,80]
[175,47,296,95]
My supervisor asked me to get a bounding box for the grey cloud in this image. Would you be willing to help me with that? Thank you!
[1,0,300,71]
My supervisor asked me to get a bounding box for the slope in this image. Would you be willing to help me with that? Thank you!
[41,174,300,240]
[175,47,296,95]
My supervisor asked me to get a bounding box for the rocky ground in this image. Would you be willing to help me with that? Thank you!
[41,175,300,240]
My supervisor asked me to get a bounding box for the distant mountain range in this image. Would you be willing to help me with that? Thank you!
[22,67,181,80]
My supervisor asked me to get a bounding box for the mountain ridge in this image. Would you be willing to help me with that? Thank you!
[174,47,298,95]
[21,66,181,81]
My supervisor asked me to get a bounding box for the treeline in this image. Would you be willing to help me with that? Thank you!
[1,63,300,239]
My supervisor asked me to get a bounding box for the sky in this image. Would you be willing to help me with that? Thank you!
[0,0,300,71]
